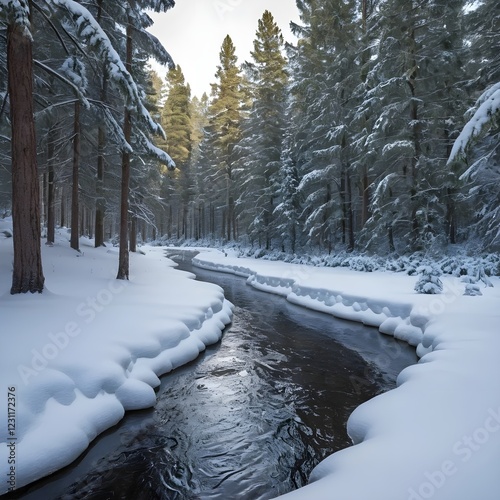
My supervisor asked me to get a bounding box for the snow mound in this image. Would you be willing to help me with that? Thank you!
[0,239,232,494]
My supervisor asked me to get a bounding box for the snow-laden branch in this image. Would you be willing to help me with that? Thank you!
[448,82,500,164]
[133,26,175,68]
[34,59,90,108]
[0,0,31,35]
[137,131,176,169]
[46,0,163,136]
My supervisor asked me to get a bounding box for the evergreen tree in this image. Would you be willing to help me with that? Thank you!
[115,0,175,279]
[274,133,301,253]
[236,10,288,249]
[3,1,44,293]
[206,35,245,241]
[448,0,500,250]
[289,0,358,252]
[160,65,192,239]
[359,0,468,253]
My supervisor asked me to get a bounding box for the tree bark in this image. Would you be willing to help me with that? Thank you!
[346,168,355,252]
[408,28,421,250]
[46,127,56,245]
[116,18,133,280]
[129,215,137,252]
[70,100,80,251]
[8,20,45,293]
[95,0,107,248]
[95,110,106,247]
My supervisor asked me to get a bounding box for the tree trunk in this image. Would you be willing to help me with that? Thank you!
[46,127,56,245]
[361,166,370,227]
[95,114,106,247]
[70,100,80,251]
[8,20,45,293]
[60,185,66,228]
[346,168,355,252]
[116,18,133,280]
[95,0,107,248]
[408,29,421,250]
[129,215,137,252]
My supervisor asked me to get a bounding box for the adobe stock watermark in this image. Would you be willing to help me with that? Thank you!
[17,279,128,385]
[213,0,242,20]
[408,406,500,499]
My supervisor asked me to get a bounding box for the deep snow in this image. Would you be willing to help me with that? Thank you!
[1,221,499,499]
[0,222,232,494]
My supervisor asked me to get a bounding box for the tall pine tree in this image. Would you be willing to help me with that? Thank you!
[236,11,288,249]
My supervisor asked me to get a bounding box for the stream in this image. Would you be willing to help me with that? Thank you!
[9,251,417,500]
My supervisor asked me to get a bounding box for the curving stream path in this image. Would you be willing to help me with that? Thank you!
[9,251,417,500]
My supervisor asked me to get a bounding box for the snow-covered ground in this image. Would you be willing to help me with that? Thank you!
[0,222,232,494]
[2,224,499,500]
[191,249,500,500]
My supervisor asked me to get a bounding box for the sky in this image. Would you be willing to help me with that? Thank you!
[147,0,301,98]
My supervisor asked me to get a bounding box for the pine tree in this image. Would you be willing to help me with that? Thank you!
[359,0,468,253]
[116,0,175,279]
[274,133,301,253]
[288,0,358,252]
[206,35,244,241]
[236,10,288,249]
[4,1,45,293]
[160,65,192,239]
[448,0,500,250]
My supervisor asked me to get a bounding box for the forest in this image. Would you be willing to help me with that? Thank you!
[0,0,499,295]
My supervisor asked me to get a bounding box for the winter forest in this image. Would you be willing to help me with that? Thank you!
[1,0,499,295]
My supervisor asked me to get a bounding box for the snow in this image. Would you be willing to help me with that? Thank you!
[449,82,500,165]
[0,223,233,494]
[190,249,500,500]
[2,231,500,499]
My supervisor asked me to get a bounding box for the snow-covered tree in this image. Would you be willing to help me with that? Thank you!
[205,35,245,241]
[447,1,500,250]
[288,0,358,252]
[0,0,176,288]
[414,265,443,294]
[360,0,468,253]
[273,133,301,253]
[159,65,192,239]
[236,10,288,249]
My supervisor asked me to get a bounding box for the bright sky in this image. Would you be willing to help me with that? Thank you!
[148,0,301,98]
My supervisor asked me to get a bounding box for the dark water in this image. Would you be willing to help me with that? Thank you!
[7,251,417,500]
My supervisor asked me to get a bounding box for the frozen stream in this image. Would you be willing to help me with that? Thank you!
[10,250,417,500]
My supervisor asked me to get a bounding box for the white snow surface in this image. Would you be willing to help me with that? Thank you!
[191,249,500,500]
[0,225,232,494]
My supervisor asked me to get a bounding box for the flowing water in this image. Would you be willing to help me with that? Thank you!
[9,251,417,500]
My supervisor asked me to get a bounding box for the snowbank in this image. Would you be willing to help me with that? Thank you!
[0,229,232,494]
[192,250,500,500]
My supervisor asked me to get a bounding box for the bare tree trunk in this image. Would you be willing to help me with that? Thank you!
[346,168,355,251]
[95,113,106,247]
[60,185,66,228]
[361,166,370,226]
[129,215,137,252]
[360,0,371,228]
[95,0,107,248]
[116,18,133,280]
[46,127,56,245]
[408,28,421,250]
[70,100,80,251]
[8,19,45,293]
